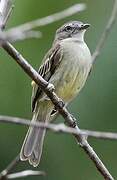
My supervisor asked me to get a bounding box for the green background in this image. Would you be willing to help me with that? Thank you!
[0,0,117,179]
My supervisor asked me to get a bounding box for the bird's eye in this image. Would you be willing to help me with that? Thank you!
[65,26,72,31]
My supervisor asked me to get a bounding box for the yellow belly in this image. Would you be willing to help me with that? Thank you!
[49,39,91,103]
[53,68,88,102]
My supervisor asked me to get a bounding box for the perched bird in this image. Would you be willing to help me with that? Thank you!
[20,21,92,167]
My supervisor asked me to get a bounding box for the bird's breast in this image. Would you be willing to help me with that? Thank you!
[50,39,92,103]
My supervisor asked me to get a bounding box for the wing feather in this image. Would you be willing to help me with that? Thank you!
[31,43,62,112]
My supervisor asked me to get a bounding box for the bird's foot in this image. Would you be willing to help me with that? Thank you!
[46,83,55,92]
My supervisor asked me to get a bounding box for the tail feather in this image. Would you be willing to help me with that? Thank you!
[29,128,46,167]
[20,101,52,167]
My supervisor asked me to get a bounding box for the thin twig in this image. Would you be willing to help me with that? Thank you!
[2,3,86,43]
[0,155,20,179]
[7,170,45,179]
[0,115,117,140]
[92,0,117,63]
[82,129,117,140]
[0,154,45,179]
[2,4,14,29]
[0,3,86,43]
[0,30,42,44]
[0,0,12,29]
[0,3,86,44]
[8,3,86,32]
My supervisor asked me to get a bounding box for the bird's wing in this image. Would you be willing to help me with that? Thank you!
[31,43,63,112]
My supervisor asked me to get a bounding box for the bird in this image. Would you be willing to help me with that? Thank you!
[20,21,92,167]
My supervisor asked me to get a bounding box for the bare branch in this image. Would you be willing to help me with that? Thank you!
[2,4,14,29]
[0,30,42,44]
[92,0,117,63]
[0,3,86,43]
[82,129,117,140]
[0,0,42,43]
[0,0,12,29]
[7,170,45,179]
[0,115,117,141]
[0,115,116,180]
[8,3,86,33]
[6,30,42,42]
[0,155,20,179]
[0,154,45,180]
[0,4,86,44]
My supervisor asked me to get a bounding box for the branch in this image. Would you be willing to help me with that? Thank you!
[8,3,86,32]
[0,115,117,141]
[0,3,86,43]
[82,129,117,140]
[0,115,116,180]
[92,0,117,63]
[7,170,45,179]
[0,153,45,180]
[0,155,45,180]
[0,0,12,29]
[0,155,20,179]
[0,30,42,44]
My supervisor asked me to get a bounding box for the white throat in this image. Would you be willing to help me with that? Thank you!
[72,30,86,42]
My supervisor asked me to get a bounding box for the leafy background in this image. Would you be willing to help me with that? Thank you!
[0,0,117,179]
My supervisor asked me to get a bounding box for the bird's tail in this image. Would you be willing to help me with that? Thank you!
[20,101,52,167]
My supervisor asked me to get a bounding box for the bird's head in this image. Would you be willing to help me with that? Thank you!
[55,21,90,42]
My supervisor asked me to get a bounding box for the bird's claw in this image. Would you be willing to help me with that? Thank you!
[47,83,55,92]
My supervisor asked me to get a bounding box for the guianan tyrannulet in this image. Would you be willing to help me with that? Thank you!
[20,21,92,167]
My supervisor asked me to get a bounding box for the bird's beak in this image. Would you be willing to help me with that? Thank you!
[79,23,90,30]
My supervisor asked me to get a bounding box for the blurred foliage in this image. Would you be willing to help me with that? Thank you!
[0,0,117,179]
